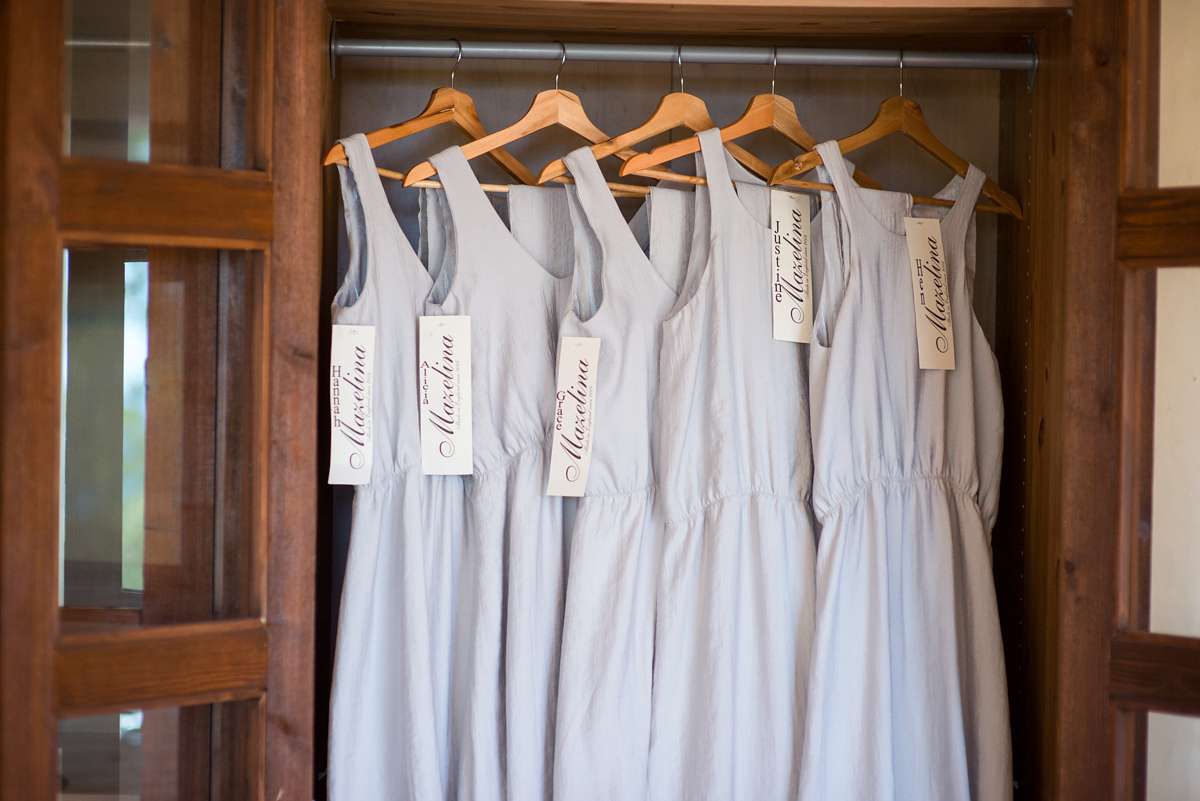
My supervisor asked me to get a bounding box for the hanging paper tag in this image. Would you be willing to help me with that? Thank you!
[769,189,814,344]
[419,315,473,475]
[329,324,375,485]
[904,217,956,370]
[546,337,602,497]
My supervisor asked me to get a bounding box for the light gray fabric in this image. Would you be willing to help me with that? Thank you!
[424,144,571,801]
[647,128,818,801]
[551,147,678,801]
[329,134,463,801]
[800,140,1010,801]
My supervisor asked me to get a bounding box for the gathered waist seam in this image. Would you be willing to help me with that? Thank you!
[362,441,547,490]
[665,488,810,527]
[817,474,980,521]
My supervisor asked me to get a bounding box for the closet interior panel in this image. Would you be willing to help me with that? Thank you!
[313,5,1089,800]
[321,41,1037,798]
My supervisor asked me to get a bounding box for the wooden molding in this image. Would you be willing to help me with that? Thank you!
[1118,187,1200,268]
[327,0,1071,45]
[0,0,66,796]
[1114,268,1155,631]
[1110,630,1200,716]
[55,619,268,717]
[60,159,274,250]
[264,1,324,798]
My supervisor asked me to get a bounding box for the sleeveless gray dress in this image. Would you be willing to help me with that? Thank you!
[647,128,818,801]
[800,140,1010,801]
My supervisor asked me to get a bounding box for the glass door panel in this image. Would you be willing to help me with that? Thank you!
[60,246,262,632]
[1159,0,1200,189]
[58,699,259,801]
[1147,0,1200,637]
[1149,267,1200,637]
[1147,711,1200,801]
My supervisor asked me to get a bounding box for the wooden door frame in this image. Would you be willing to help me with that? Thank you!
[0,0,328,798]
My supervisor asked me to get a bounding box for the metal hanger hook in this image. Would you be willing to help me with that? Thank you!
[899,50,904,97]
[771,46,778,95]
[676,45,684,93]
[555,41,567,90]
[450,38,463,89]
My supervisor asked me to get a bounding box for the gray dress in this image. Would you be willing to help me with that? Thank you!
[551,146,678,801]
[647,128,818,801]
[800,140,1010,801]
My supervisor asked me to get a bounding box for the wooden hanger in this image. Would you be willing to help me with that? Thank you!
[770,94,1023,218]
[537,48,765,184]
[618,48,881,189]
[323,42,535,185]
[404,43,667,192]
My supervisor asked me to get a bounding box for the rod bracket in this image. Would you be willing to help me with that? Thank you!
[1026,36,1039,94]
[329,19,338,81]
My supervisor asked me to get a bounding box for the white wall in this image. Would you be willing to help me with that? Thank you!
[1147,0,1200,798]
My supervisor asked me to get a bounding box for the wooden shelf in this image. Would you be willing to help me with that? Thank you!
[327,0,1071,47]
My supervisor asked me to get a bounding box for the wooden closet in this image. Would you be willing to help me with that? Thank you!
[0,1,1194,800]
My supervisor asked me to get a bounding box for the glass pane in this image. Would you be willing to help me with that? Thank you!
[1150,267,1200,637]
[64,0,223,166]
[1148,0,1200,637]
[58,700,258,800]
[1159,0,1200,187]
[60,247,260,631]
[1147,711,1200,801]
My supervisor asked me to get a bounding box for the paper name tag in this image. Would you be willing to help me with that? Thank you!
[769,189,813,344]
[419,315,473,474]
[329,325,375,485]
[546,337,601,497]
[904,217,956,370]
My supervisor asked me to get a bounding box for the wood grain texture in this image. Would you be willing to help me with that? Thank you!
[1053,0,1124,798]
[151,0,222,166]
[994,58,1050,799]
[1119,0,1159,190]
[1110,631,1200,715]
[326,0,1070,44]
[1117,187,1200,268]
[224,0,273,171]
[266,1,325,799]
[60,606,144,635]
[0,0,63,797]
[1114,268,1155,633]
[1112,5,1166,799]
[55,619,268,718]
[314,30,344,800]
[59,158,273,249]
[142,249,220,626]
[984,18,1079,801]
[215,251,264,622]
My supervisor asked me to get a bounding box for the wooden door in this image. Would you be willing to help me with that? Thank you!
[1014,0,1200,798]
[1107,0,1200,799]
[0,0,329,798]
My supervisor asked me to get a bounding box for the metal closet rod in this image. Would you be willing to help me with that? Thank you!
[332,37,1037,72]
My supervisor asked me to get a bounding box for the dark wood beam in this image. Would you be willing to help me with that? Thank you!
[60,159,273,249]
[0,0,64,796]
[55,619,268,717]
[1118,187,1200,268]
[1111,631,1200,717]
[264,1,326,799]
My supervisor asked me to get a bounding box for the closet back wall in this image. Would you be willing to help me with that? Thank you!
[320,51,1004,793]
